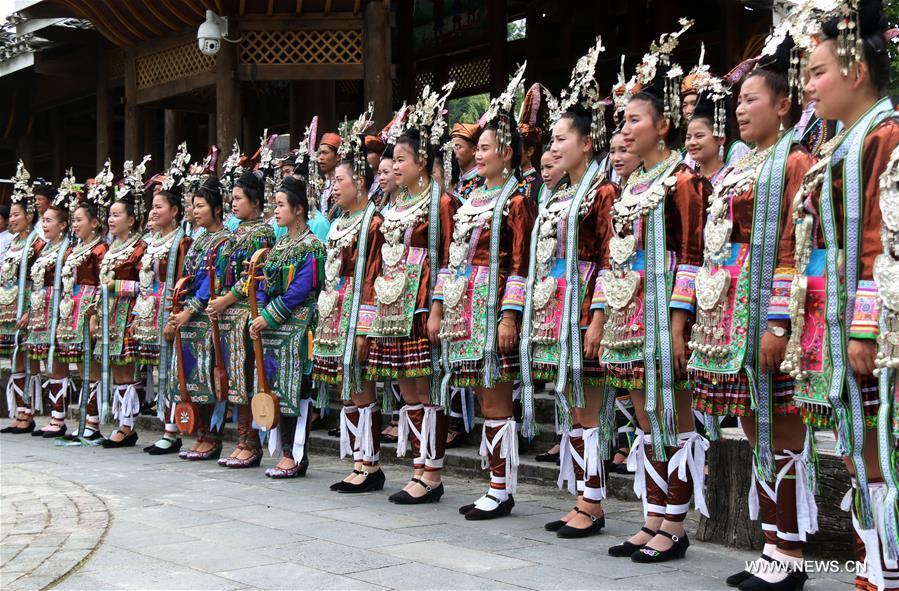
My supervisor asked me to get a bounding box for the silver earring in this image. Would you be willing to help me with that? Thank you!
[502,166,509,177]
[418,173,424,188]
[657,140,666,151]
[779,121,785,133]
[718,144,725,160]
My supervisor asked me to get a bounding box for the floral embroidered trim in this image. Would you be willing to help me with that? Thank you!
[848,280,879,339]
[500,275,526,311]
[670,264,698,312]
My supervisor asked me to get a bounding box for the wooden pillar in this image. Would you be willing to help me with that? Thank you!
[396,0,415,104]
[142,109,158,166]
[207,114,217,150]
[164,109,185,165]
[487,0,507,96]
[298,80,337,135]
[289,81,302,148]
[51,108,64,180]
[216,23,241,174]
[363,0,391,127]
[96,48,113,169]
[123,51,141,164]
[16,135,33,171]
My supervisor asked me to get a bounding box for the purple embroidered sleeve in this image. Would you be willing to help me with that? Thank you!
[768,267,794,320]
[501,275,526,312]
[357,304,376,335]
[848,280,879,340]
[591,269,608,310]
[432,268,450,302]
[670,264,698,313]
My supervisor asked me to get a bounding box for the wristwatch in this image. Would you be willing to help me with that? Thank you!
[767,325,787,338]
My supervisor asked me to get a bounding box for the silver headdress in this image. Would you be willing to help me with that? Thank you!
[10,160,33,217]
[117,155,151,230]
[548,36,608,147]
[480,61,527,155]
[338,102,375,182]
[634,18,695,129]
[161,142,191,193]
[54,168,79,224]
[407,82,455,160]
[220,139,243,210]
[86,159,115,225]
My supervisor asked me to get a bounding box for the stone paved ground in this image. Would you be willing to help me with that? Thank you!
[0,432,854,591]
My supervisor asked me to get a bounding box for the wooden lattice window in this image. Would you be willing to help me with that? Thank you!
[239,30,363,65]
[448,58,490,93]
[415,70,434,96]
[136,42,216,89]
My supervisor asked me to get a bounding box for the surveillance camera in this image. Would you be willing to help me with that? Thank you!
[198,10,227,56]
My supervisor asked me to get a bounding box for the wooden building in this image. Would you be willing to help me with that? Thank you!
[0,0,772,184]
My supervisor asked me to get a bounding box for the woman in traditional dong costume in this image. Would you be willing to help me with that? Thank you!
[1,163,44,434]
[250,174,324,479]
[168,176,231,461]
[363,84,460,504]
[88,160,149,448]
[686,33,819,589]
[780,1,899,588]
[433,64,534,520]
[136,146,191,455]
[54,166,111,445]
[24,177,72,437]
[520,39,620,535]
[207,169,276,468]
[600,19,714,562]
[313,107,386,491]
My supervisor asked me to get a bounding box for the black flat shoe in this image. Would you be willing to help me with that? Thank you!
[556,508,605,538]
[738,570,808,591]
[331,470,364,491]
[728,555,773,587]
[339,469,385,494]
[464,495,515,520]
[1,423,20,433]
[535,451,560,463]
[9,420,35,434]
[545,507,577,532]
[101,431,139,448]
[631,530,689,563]
[459,502,476,515]
[41,424,67,438]
[609,527,657,557]
[389,479,444,504]
[147,438,183,456]
[31,425,46,436]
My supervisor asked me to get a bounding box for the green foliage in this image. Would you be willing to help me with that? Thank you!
[888,1,899,96]
[447,93,490,126]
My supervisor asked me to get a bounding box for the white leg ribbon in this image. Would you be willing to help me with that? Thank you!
[667,431,710,517]
[267,425,282,458]
[419,405,438,464]
[6,372,24,419]
[856,484,899,591]
[556,426,584,495]
[111,383,140,428]
[627,431,669,517]
[29,375,43,414]
[582,427,605,500]
[775,450,819,539]
[339,405,359,459]
[479,418,519,495]
[355,403,375,459]
[396,403,423,458]
[748,456,778,520]
[292,399,311,464]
